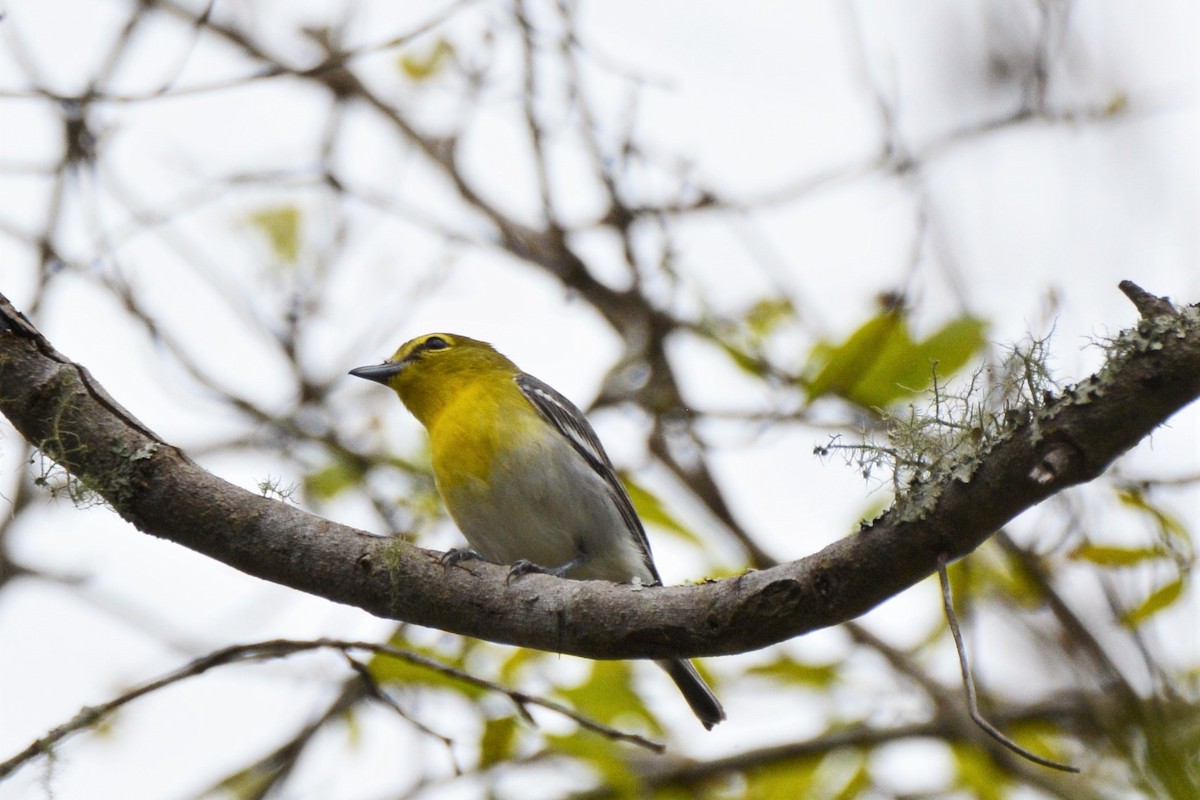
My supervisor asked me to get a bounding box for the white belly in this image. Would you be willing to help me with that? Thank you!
[439,432,654,584]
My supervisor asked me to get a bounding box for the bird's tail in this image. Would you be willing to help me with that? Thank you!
[657,659,725,729]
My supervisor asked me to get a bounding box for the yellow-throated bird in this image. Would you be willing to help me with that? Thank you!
[351,333,724,728]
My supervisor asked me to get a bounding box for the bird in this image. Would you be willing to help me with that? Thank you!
[350,332,725,729]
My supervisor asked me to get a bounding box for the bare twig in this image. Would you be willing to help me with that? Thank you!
[0,638,663,780]
[342,653,461,771]
[937,555,1080,773]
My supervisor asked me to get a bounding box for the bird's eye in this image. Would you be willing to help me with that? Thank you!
[423,336,450,351]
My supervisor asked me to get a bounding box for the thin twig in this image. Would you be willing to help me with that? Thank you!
[937,555,1080,773]
[343,653,463,775]
[0,638,663,780]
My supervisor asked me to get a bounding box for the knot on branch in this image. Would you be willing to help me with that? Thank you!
[1028,442,1081,486]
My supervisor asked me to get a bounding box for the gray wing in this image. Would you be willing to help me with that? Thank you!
[514,372,661,584]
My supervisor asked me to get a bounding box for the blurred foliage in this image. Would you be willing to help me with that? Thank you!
[953,744,1015,800]
[742,757,822,800]
[304,454,365,502]
[367,628,485,698]
[803,310,988,410]
[479,715,519,769]
[1120,576,1186,627]
[711,297,798,377]
[745,654,839,689]
[247,205,302,265]
[557,661,661,734]
[1117,486,1192,555]
[622,472,701,545]
[397,38,455,81]
[547,730,646,797]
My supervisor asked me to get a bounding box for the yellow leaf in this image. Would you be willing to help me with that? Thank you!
[247,205,301,263]
[1069,543,1168,568]
[547,732,643,796]
[479,716,517,768]
[304,456,363,502]
[744,755,821,800]
[744,297,795,340]
[397,39,453,81]
[952,743,1013,800]
[558,660,659,732]
[1116,486,1189,541]
[1121,577,1186,627]
[366,630,483,698]
[622,474,699,544]
[746,655,838,687]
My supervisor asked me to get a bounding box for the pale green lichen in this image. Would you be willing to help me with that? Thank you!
[830,303,1197,525]
[1100,304,1197,365]
[33,387,161,509]
[819,332,1060,523]
[34,453,100,507]
[375,536,414,599]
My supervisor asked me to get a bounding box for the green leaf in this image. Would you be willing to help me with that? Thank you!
[342,705,363,748]
[1121,577,1186,627]
[706,296,795,378]
[804,310,907,403]
[210,765,282,800]
[496,646,546,685]
[547,732,642,797]
[622,474,699,544]
[716,338,769,377]
[744,756,821,800]
[746,655,838,688]
[397,39,454,81]
[1105,91,1130,116]
[558,660,660,732]
[943,558,975,615]
[247,205,301,263]
[479,715,517,768]
[952,743,1013,800]
[744,297,796,340]
[829,760,871,800]
[1069,543,1169,568]
[804,312,987,409]
[366,630,483,698]
[304,456,364,502]
[907,316,989,386]
[1117,486,1190,541]
[1007,719,1073,769]
[853,315,987,407]
[964,546,1044,609]
[943,551,1045,612]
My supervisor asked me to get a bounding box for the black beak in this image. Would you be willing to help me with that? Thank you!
[349,362,404,385]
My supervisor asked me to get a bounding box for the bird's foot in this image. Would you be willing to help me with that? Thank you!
[506,555,583,584]
[441,548,487,568]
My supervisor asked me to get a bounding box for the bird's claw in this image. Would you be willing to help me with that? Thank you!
[506,558,573,584]
[441,548,485,568]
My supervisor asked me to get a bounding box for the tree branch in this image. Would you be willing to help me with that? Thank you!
[0,286,1197,662]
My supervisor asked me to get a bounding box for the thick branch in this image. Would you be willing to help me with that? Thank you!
[0,287,1197,661]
